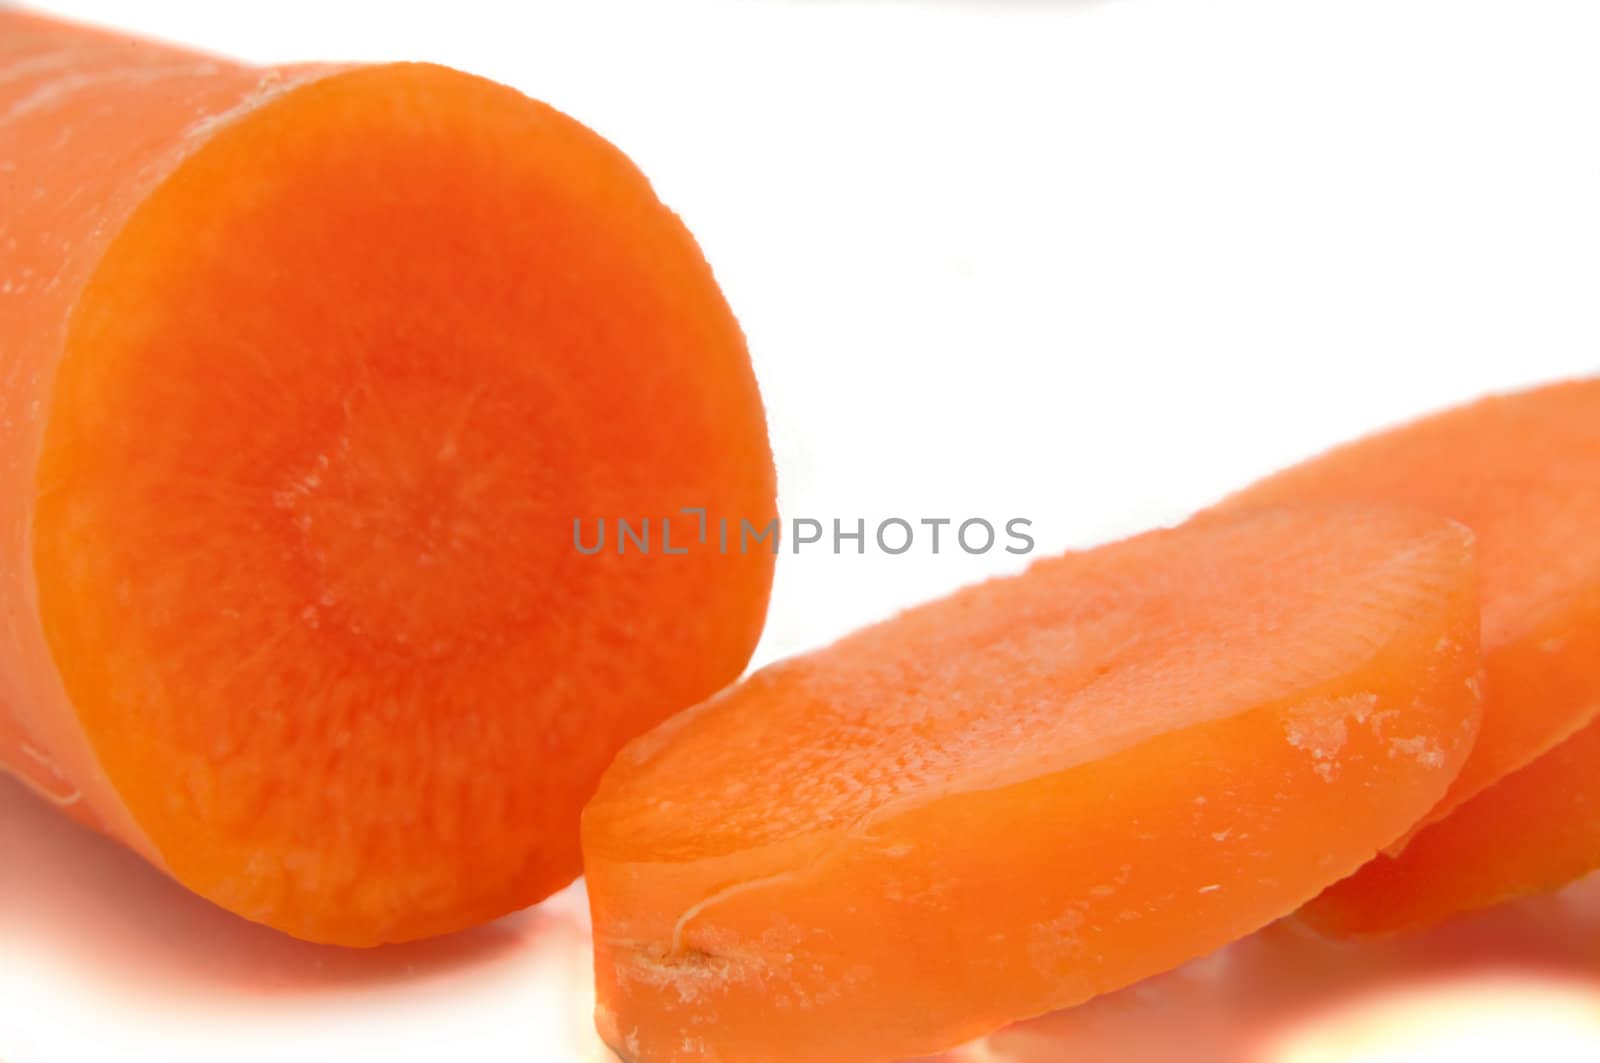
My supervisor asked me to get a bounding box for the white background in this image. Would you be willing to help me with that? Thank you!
[4,1,1600,1061]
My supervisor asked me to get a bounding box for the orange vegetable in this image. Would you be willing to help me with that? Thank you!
[1218,379,1600,828]
[1305,714,1600,936]
[0,13,774,945]
[1219,379,1600,930]
[583,508,1482,1062]
[990,872,1600,1063]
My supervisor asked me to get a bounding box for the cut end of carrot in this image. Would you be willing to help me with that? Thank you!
[582,507,1482,1062]
[32,63,775,945]
[276,372,547,660]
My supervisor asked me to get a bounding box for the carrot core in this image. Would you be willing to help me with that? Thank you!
[276,374,551,658]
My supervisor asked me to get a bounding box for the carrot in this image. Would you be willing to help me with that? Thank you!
[0,13,774,946]
[1217,379,1600,828]
[1304,713,1600,936]
[582,508,1482,1063]
[1217,379,1600,930]
[990,873,1600,1063]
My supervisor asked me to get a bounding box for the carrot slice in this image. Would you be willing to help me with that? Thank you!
[1,14,774,945]
[1217,380,1600,931]
[582,508,1481,1062]
[1217,379,1600,827]
[989,873,1600,1063]
[1305,714,1600,936]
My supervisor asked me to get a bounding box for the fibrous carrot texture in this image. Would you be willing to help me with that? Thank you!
[1220,379,1600,931]
[583,508,1482,1062]
[0,14,774,945]
[1220,379,1600,825]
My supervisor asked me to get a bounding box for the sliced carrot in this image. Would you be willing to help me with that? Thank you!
[989,873,1600,1063]
[1217,379,1600,931]
[1305,715,1600,936]
[1218,379,1600,828]
[582,508,1481,1062]
[0,14,774,945]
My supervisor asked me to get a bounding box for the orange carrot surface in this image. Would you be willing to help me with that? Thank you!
[1220,380,1600,824]
[1305,712,1600,937]
[1220,379,1600,930]
[989,873,1600,1063]
[582,508,1482,1063]
[0,14,774,945]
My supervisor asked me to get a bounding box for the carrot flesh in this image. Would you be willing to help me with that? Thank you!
[1218,380,1600,931]
[990,873,1600,1063]
[1304,713,1600,937]
[0,14,307,847]
[1218,379,1600,828]
[582,508,1482,1062]
[2,14,775,945]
